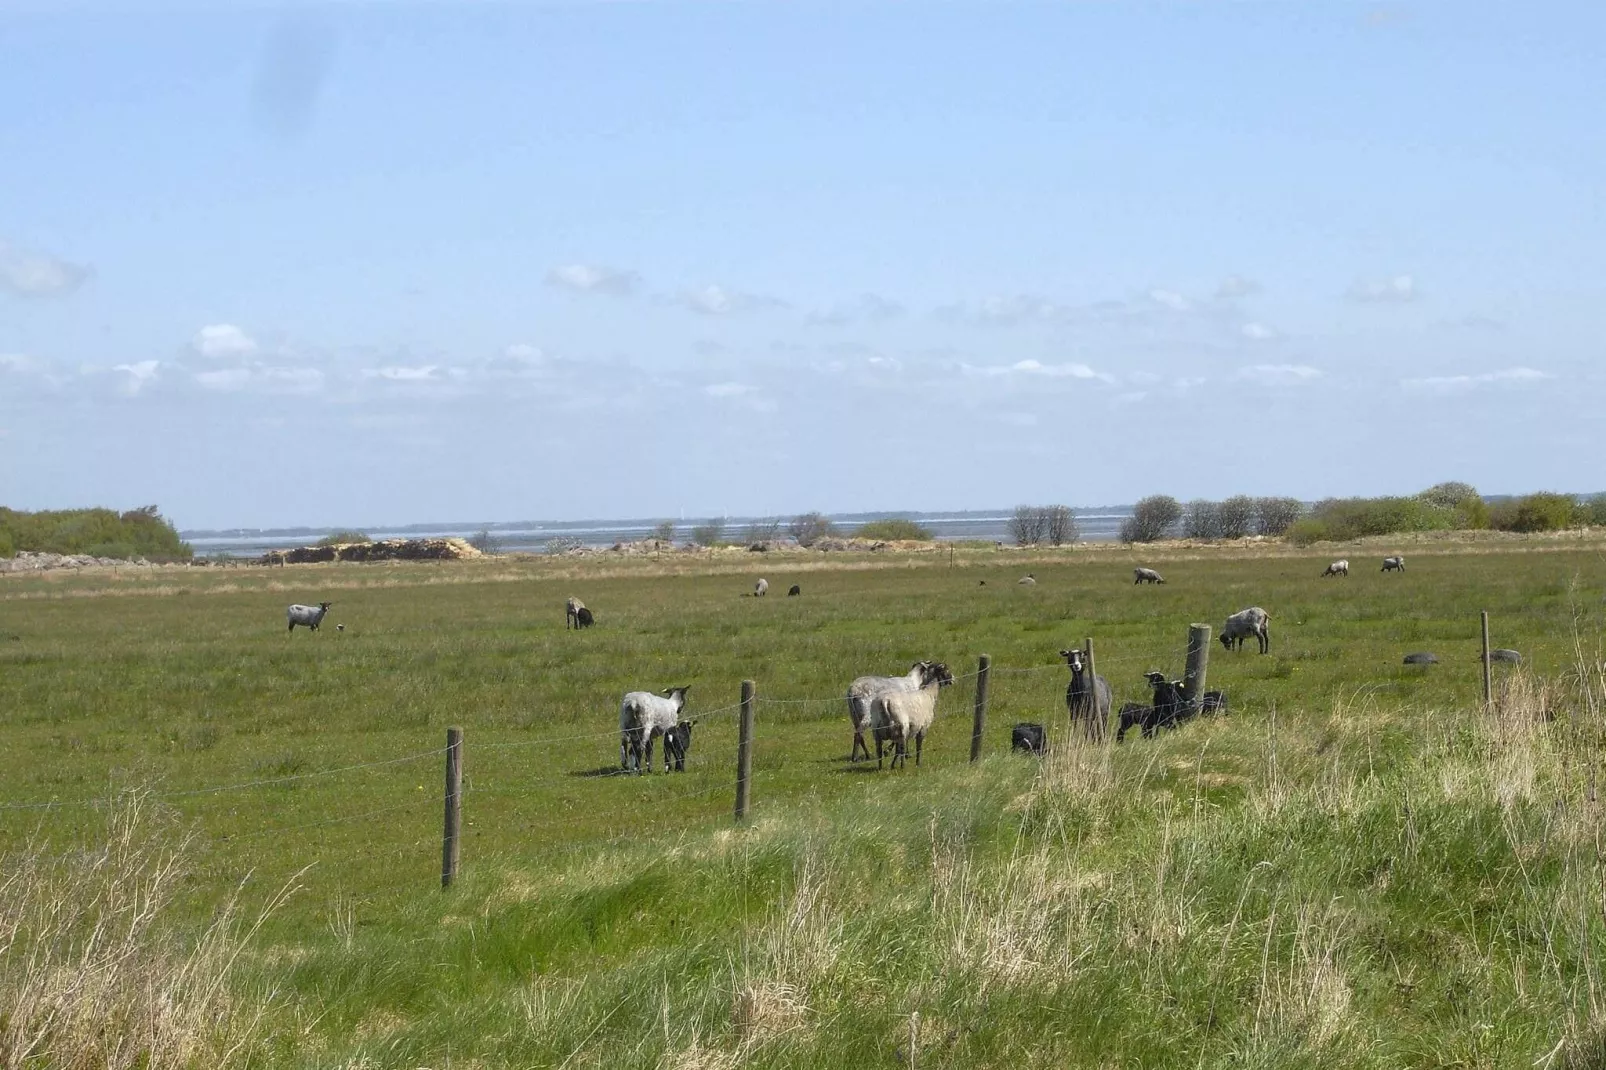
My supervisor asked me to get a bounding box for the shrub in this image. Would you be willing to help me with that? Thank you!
[1490,492,1576,533]
[0,505,191,560]
[1584,494,1606,527]
[789,512,835,547]
[0,528,12,557]
[1045,505,1078,546]
[1418,481,1480,511]
[745,517,783,544]
[856,518,932,541]
[317,530,371,546]
[1290,496,1455,544]
[468,529,502,554]
[1120,496,1182,544]
[1254,497,1305,537]
[1217,495,1257,539]
[691,518,726,547]
[651,520,676,544]
[1009,506,1047,547]
[1183,500,1221,540]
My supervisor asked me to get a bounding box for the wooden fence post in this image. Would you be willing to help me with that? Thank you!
[1481,610,1493,707]
[1084,637,1104,741]
[735,680,755,822]
[441,727,462,889]
[1183,624,1212,705]
[970,654,991,762]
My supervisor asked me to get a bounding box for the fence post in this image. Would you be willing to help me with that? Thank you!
[1183,624,1212,705]
[1481,610,1493,707]
[441,726,462,889]
[735,680,755,822]
[970,654,991,762]
[1084,637,1104,741]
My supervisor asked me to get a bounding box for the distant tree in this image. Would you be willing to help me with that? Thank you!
[1120,496,1183,544]
[746,517,783,544]
[1418,482,1480,511]
[651,520,676,544]
[1584,494,1606,528]
[317,530,372,546]
[545,535,583,554]
[691,518,727,546]
[1490,492,1576,533]
[1183,500,1222,540]
[1217,495,1257,539]
[789,512,835,547]
[1010,505,1048,546]
[1254,497,1304,537]
[1045,505,1078,546]
[468,528,502,554]
[856,518,933,541]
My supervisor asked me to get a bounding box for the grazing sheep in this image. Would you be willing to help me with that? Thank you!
[1134,567,1166,585]
[1060,647,1113,741]
[287,602,333,632]
[1220,607,1271,654]
[619,685,692,774]
[662,720,697,772]
[1488,648,1521,665]
[1011,722,1048,755]
[1381,556,1406,573]
[1322,560,1350,577]
[847,661,947,762]
[1115,702,1152,744]
[566,597,586,630]
[1403,652,1438,665]
[1018,574,1037,586]
[575,606,595,629]
[754,578,769,597]
[336,624,345,632]
[871,663,957,770]
[787,584,801,597]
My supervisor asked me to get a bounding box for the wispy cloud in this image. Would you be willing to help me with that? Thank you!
[1402,366,1551,392]
[112,360,160,396]
[678,284,786,316]
[1347,274,1419,303]
[1216,275,1262,300]
[544,263,641,297]
[1236,364,1322,384]
[0,241,92,298]
[805,292,904,326]
[192,323,259,359]
[362,365,440,381]
[1148,288,1191,312]
[1241,322,1277,340]
[965,359,1114,383]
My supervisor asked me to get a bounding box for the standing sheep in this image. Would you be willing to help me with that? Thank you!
[1381,556,1406,573]
[846,661,947,763]
[1322,560,1350,577]
[1060,647,1112,740]
[566,597,586,629]
[754,578,769,597]
[619,685,692,774]
[787,584,801,597]
[1018,574,1037,586]
[286,602,333,632]
[1133,567,1166,585]
[1220,607,1271,654]
[871,662,957,770]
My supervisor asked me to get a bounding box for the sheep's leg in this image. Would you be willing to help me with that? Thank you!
[915,730,924,767]
[876,734,885,770]
[643,733,655,775]
[287,621,295,632]
[851,730,867,763]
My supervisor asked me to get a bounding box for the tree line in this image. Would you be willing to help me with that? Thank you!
[0,506,192,560]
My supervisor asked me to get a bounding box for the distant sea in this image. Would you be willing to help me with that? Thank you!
[181,508,1138,558]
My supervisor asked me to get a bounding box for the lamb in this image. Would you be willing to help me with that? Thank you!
[1018,574,1037,586]
[619,685,692,774]
[1115,702,1152,743]
[1220,606,1271,654]
[871,662,956,770]
[787,584,801,596]
[286,602,333,632]
[566,597,586,630]
[1011,722,1048,755]
[1060,647,1112,740]
[662,720,696,772]
[1322,560,1350,577]
[575,607,595,629]
[1381,556,1406,573]
[754,578,769,597]
[847,661,947,763]
[1144,671,1191,734]
[1133,567,1166,585]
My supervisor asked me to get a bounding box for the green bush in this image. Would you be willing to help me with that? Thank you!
[0,505,191,560]
[1288,496,1456,544]
[1120,495,1182,544]
[317,531,372,546]
[1584,494,1606,527]
[855,518,932,541]
[691,519,726,547]
[1490,492,1576,533]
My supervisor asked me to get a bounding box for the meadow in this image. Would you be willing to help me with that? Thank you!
[3,537,1606,1068]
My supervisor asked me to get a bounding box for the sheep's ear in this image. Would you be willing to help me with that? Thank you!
[1058,650,1072,659]
[681,719,696,728]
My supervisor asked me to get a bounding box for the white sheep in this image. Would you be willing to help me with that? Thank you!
[1220,606,1271,654]
[286,602,333,632]
[846,661,945,762]
[870,662,956,770]
[1381,556,1406,572]
[1322,560,1350,577]
[1133,567,1165,585]
[566,597,586,629]
[1018,574,1037,586]
[754,578,769,597]
[619,685,691,774]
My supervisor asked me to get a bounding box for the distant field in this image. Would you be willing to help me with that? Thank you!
[3,538,1605,1067]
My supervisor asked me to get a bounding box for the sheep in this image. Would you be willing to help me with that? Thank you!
[662,720,696,772]
[1220,606,1271,654]
[871,662,957,770]
[1018,574,1037,586]
[566,597,586,630]
[287,602,333,632]
[754,578,769,597]
[1060,647,1112,740]
[1144,671,1191,735]
[1200,690,1228,716]
[1133,567,1166,585]
[787,584,801,597]
[1488,648,1521,665]
[1381,556,1406,573]
[619,685,692,774]
[1011,723,1048,755]
[1322,560,1350,577]
[575,606,595,629]
[1115,702,1152,743]
[1403,652,1438,665]
[847,661,947,762]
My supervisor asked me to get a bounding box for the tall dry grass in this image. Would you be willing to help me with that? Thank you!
[0,795,293,1070]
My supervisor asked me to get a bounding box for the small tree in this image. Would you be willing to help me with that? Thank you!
[651,520,676,544]
[1418,482,1480,511]
[856,518,933,541]
[1120,496,1182,544]
[1045,505,1078,546]
[1183,500,1222,540]
[1254,497,1304,537]
[692,518,726,546]
[746,517,782,544]
[1217,495,1256,539]
[468,528,502,554]
[1490,492,1575,533]
[545,535,583,554]
[789,512,835,547]
[1584,494,1606,528]
[317,530,371,546]
[1010,505,1047,546]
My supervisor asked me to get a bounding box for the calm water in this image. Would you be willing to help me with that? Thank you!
[182,509,1135,558]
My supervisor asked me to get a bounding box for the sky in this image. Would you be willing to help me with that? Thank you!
[2,1,1603,530]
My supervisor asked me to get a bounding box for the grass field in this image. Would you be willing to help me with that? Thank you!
[3,538,1606,1067]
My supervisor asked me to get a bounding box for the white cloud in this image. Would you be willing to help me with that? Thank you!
[1347,274,1419,303]
[1402,366,1551,392]
[0,241,91,298]
[1237,364,1323,384]
[1148,289,1191,312]
[703,382,755,398]
[679,284,785,316]
[806,293,905,326]
[544,263,640,297]
[1216,275,1262,300]
[363,365,439,381]
[194,365,324,393]
[193,324,258,359]
[113,360,160,395]
[1241,322,1277,340]
[503,343,543,362]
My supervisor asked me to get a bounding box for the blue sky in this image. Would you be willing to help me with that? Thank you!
[2,2,1603,529]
